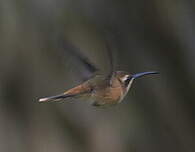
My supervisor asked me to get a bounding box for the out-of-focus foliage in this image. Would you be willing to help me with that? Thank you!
[0,0,194,152]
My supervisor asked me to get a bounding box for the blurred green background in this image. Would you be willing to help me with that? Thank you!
[0,0,194,152]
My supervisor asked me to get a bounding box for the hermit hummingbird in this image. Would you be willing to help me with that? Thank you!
[39,39,159,106]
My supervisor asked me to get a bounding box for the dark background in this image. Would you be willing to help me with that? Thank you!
[0,0,194,152]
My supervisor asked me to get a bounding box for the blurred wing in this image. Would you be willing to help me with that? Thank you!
[58,38,99,81]
[102,31,117,82]
[105,38,114,78]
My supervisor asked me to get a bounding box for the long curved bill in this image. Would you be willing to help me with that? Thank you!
[132,71,159,79]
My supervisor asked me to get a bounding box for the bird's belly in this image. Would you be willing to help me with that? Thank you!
[91,87,123,106]
[91,96,118,106]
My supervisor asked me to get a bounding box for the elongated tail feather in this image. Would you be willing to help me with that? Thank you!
[39,94,74,102]
[39,82,92,103]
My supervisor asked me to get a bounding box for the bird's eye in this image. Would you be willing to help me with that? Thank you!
[124,76,132,87]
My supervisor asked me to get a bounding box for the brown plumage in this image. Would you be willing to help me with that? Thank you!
[39,71,159,106]
[39,39,159,106]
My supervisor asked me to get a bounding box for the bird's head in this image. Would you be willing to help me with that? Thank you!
[113,71,159,94]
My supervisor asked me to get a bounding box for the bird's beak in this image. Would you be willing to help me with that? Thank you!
[132,71,159,79]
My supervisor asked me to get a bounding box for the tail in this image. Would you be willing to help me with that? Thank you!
[39,83,91,103]
[38,94,73,102]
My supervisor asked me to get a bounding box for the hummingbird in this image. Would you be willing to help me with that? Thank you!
[38,38,159,106]
[39,71,158,106]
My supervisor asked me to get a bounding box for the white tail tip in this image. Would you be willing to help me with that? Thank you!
[39,98,49,102]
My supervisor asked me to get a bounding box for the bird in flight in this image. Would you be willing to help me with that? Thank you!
[39,38,159,106]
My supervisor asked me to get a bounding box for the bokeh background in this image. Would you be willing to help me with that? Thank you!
[0,0,195,152]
